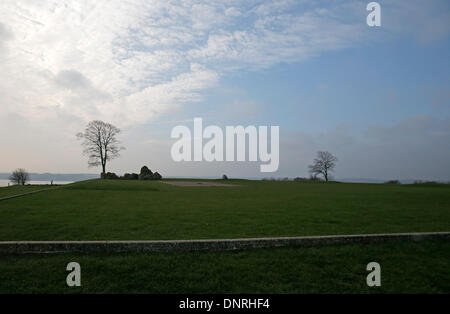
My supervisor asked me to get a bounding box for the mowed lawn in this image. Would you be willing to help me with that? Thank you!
[0,240,449,293]
[0,179,449,241]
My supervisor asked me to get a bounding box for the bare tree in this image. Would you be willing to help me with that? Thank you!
[77,121,125,174]
[308,151,338,182]
[9,168,30,186]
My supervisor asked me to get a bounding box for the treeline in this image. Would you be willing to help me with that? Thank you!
[262,177,325,182]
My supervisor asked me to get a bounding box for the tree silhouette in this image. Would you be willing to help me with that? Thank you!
[9,168,30,185]
[308,151,338,182]
[77,121,125,174]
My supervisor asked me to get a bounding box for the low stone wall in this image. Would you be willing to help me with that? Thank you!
[0,232,449,254]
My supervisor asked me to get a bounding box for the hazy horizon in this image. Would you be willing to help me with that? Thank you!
[1,1,449,181]
[0,172,446,184]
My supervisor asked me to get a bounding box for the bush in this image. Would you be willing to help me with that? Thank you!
[101,172,119,180]
[138,166,153,180]
[122,173,139,180]
[138,166,163,181]
[293,176,323,182]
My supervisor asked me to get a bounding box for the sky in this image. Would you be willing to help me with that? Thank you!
[0,0,449,180]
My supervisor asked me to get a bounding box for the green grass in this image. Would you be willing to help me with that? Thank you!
[0,240,448,294]
[0,185,59,198]
[0,179,449,241]
[0,179,448,294]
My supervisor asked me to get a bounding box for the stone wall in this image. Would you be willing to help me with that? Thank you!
[0,232,448,254]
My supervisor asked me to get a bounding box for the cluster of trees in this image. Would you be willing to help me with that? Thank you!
[8,120,340,185]
[101,166,162,181]
[75,121,341,182]
[74,121,341,182]
[11,119,449,185]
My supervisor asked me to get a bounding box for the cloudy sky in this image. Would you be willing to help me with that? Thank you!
[0,0,449,180]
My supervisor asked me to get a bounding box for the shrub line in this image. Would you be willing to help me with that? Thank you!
[0,232,449,254]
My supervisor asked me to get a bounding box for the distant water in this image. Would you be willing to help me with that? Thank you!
[0,179,73,187]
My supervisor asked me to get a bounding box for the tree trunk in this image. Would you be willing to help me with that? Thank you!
[102,153,107,174]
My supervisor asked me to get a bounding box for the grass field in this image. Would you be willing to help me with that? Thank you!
[0,240,448,293]
[0,179,449,241]
[0,179,449,294]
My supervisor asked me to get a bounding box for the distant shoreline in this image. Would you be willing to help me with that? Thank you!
[0,173,98,182]
[0,179,74,187]
[0,173,447,185]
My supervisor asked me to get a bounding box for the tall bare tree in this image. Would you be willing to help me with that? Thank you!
[9,168,30,185]
[308,151,338,182]
[77,121,124,174]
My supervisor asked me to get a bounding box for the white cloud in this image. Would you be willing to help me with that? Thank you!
[0,0,447,131]
[0,22,14,54]
[0,0,366,128]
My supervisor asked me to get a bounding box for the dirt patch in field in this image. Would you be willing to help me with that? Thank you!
[162,181,240,187]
